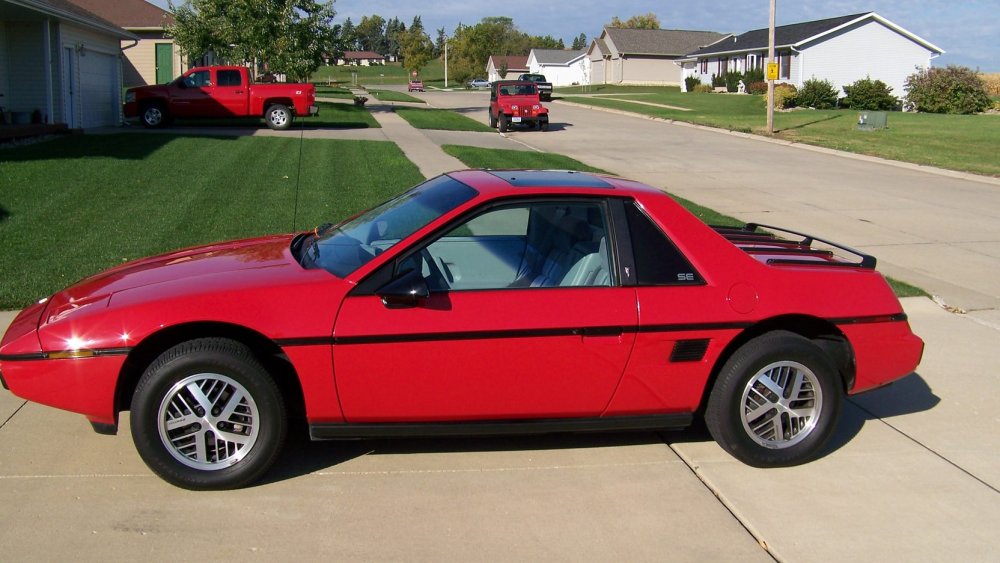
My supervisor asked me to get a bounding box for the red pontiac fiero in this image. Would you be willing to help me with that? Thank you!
[0,170,923,489]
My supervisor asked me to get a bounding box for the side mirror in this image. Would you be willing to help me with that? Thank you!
[376,268,429,308]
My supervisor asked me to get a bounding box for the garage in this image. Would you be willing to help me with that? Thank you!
[78,50,119,128]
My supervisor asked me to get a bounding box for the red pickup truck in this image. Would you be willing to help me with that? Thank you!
[124,66,318,130]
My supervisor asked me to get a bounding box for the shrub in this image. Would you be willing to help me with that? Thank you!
[746,81,768,95]
[842,77,899,110]
[693,84,715,93]
[684,75,702,92]
[797,78,838,109]
[743,68,765,84]
[764,83,797,109]
[724,71,741,92]
[904,65,991,114]
[711,74,726,88]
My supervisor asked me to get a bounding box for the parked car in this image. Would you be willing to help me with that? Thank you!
[407,80,424,92]
[490,81,549,132]
[0,170,923,490]
[123,66,318,130]
[467,78,490,89]
[516,73,553,100]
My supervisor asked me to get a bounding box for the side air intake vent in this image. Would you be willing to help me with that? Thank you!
[670,339,710,363]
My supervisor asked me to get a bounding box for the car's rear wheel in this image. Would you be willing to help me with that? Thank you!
[141,103,167,128]
[705,331,842,467]
[265,104,293,130]
[130,338,287,490]
[498,113,509,133]
[489,111,498,128]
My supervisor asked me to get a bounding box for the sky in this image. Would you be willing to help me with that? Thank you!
[151,1,1000,71]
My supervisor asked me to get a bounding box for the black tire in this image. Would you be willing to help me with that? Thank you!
[130,338,287,490]
[498,113,508,133]
[539,117,549,131]
[265,104,293,130]
[141,103,168,128]
[489,111,498,128]
[705,331,842,467]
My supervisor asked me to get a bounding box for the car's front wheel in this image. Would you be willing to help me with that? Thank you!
[130,338,287,490]
[265,104,293,130]
[141,103,167,128]
[705,331,842,467]
[498,113,509,133]
[489,111,498,128]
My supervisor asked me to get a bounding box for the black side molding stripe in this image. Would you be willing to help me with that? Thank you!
[830,313,908,325]
[0,347,132,362]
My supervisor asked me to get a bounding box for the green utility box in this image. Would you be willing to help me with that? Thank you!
[857,111,888,131]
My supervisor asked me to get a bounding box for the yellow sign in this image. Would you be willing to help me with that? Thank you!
[766,63,779,81]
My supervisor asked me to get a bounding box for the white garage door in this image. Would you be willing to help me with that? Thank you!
[79,52,118,128]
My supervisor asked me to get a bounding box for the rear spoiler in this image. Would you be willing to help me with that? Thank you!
[712,223,877,269]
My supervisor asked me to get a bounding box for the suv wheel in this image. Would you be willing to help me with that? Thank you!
[498,113,509,133]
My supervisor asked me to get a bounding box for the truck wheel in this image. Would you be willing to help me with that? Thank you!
[539,117,549,131]
[130,338,287,490]
[489,111,498,128]
[705,331,842,467]
[141,103,167,129]
[265,104,293,130]
[498,113,508,133]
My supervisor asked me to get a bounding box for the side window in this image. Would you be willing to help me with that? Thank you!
[183,70,210,88]
[624,202,703,286]
[217,70,242,87]
[409,202,612,292]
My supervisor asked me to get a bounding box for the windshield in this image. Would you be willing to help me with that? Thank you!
[299,175,477,277]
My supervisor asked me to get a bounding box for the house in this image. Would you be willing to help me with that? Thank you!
[527,49,588,86]
[338,51,385,66]
[587,28,726,86]
[682,12,944,97]
[69,0,185,87]
[0,0,137,129]
[486,55,528,83]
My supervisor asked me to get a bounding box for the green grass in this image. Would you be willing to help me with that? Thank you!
[555,85,681,95]
[0,134,423,308]
[562,90,1000,176]
[367,89,426,104]
[314,86,355,99]
[170,101,379,129]
[396,108,493,132]
[887,277,930,298]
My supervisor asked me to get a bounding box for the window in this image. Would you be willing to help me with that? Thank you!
[780,51,791,79]
[408,201,612,292]
[718,57,728,75]
[700,59,708,74]
[183,70,210,88]
[624,203,702,286]
[217,70,242,87]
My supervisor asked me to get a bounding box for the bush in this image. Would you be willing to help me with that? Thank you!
[764,83,797,109]
[746,81,768,95]
[724,71,741,92]
[904,65,991,114]
[693,84,715,93]
[743,68,765,84]
[797,78,838,109]
[842,77,899,110]
[711,74,725,88]
[684,75,702,92]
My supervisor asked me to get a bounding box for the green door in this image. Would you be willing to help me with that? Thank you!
[155,44,173,84]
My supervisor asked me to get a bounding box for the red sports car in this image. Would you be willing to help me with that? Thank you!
[0,170,923,489]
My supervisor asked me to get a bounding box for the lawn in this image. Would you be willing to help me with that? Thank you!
[0,134,422,309]
[396,108,493,132]
[311,60,446,87]
[367,89,426,104]
[563,89,1000,176]
[441,144,926,297]
[170,101,379,129]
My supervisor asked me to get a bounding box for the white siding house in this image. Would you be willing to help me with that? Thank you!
[527,49,588,86]
[682,12,943,97]
[587,28,726,86]
[486,55,528,83]
[0,0,135,129]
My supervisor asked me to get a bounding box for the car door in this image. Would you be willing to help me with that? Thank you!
[168,69,212,117]
[212,69,249,116]
[332,198,638,422]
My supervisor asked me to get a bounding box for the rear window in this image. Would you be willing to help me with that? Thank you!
[217,70,242,87]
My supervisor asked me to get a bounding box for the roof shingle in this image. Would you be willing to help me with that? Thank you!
[691,12,871,56]
[604,28,727,56]
[67,0,174,29]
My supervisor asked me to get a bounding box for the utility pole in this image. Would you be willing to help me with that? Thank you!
[766,0,776,134]
[444,37,449,88]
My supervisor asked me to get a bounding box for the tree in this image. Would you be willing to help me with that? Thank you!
[571,33,587,50]
[168,0,336,81]
[401,26,433,75]
[340,17,357,51]
[607,13,661,29]
[356,14,387,53]
[434,27,447,57]
[904,65,991,114]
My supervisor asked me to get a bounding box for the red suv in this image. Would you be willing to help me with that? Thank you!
[489,81,549,132]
